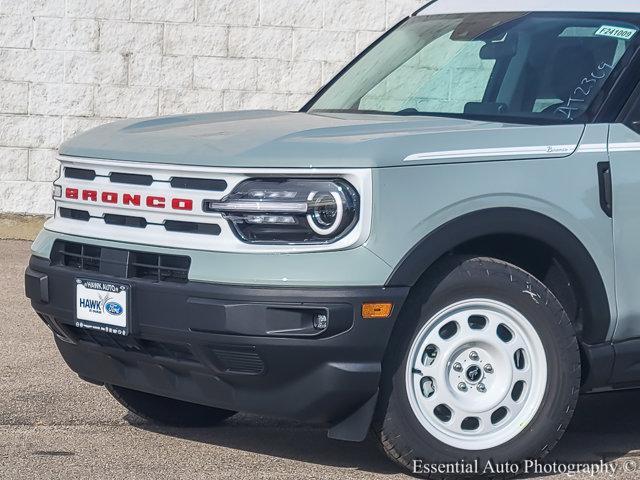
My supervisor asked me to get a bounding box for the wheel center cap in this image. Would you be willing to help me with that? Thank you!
[465,365,482,383]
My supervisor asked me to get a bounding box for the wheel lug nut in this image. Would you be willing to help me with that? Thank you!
[484,364,493,374]
[457,383,468,392]
[453,362,463,372]
[477,383,487,393]
[469,351,479,361]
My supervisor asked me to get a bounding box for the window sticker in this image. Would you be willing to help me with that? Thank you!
[595,25,638,41]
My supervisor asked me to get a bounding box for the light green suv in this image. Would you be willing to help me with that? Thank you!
[25,1,640,476]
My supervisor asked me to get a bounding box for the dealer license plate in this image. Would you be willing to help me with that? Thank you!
[75,278,129,336]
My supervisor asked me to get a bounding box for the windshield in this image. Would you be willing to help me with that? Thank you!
[306,12,640,124]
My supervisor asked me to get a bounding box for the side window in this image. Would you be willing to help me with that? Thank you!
[359,32,496,113]
[622,85,640,134]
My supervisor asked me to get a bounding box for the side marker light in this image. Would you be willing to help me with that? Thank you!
[362,303,393,319]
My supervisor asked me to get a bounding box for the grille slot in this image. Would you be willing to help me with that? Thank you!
[164,220,221,235]
[110,172,154,186]
[56,242,101,272]
[104,214,148,228]
[65,167,96,180]
[59,207,90,221]
[51,241,190,283]
[171,177,227,192]
[130,252,190,283]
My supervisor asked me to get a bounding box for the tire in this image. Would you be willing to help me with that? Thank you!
[373,256,580,478]
[106,384,237,428]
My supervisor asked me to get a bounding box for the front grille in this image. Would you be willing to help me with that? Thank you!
[51,241,190,283]
[54,156,303,252]
[57,163,226,240]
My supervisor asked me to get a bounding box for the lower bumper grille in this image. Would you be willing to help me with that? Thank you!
[51,241,190,283]
[63,323,265,375]
[210,347,266,375]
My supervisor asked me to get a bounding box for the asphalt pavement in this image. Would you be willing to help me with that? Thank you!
[2,239,640,480]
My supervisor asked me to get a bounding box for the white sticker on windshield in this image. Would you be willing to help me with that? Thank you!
[595,25,638,40]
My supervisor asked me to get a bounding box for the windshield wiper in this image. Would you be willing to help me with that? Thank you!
[312,108,560,125]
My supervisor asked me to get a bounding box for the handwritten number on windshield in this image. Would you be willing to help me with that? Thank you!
[555,61,613,120]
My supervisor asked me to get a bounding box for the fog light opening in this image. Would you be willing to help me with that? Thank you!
[313,313,328,330]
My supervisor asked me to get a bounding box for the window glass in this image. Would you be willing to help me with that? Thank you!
[360,34,496,113]
[308,13,640,124]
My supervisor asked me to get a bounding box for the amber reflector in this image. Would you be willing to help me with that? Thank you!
[362,303,393,319]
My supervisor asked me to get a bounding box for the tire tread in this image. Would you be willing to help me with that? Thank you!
[373,256,581,478]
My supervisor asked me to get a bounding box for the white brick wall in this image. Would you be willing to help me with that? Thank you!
[0,0,425,214]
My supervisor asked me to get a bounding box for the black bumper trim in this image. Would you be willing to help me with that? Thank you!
[26,256,409,434]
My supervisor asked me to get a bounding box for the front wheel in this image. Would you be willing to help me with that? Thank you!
[374,257,580,477]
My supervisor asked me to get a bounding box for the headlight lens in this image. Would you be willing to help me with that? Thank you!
[204,178,360,244]
[308,191,342,234]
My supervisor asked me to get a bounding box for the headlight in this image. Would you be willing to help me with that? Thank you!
[204,178,360,244]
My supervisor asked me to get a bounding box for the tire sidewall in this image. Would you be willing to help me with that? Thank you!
[377,257,580,469]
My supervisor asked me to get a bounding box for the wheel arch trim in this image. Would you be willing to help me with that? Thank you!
[385,207,612,343]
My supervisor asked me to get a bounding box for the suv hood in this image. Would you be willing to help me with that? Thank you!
[60,110,585,168]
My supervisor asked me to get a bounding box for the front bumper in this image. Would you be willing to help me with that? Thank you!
[26,255,408,436]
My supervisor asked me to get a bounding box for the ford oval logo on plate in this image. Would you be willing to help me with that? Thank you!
[105,301,124,316]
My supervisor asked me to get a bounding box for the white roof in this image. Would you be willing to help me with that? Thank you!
[418,0,640,15]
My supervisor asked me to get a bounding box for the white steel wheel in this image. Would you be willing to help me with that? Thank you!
[405,298,548,450]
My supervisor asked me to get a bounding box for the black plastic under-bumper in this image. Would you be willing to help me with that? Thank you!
[26,256,409,439]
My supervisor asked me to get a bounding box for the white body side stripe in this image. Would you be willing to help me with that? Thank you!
[403,145,578,162]
[609,142,640,152]
[577,143,608,154]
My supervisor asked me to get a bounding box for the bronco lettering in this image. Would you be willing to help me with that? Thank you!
[63,188,193,211]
